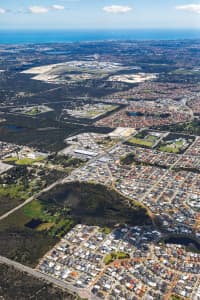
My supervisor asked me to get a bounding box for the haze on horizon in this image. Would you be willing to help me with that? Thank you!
[0,0,200,30]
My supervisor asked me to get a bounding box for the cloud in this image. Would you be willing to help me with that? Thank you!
[176,4,200,14]
[103,5,132,14]
[0,8,6,14]
[28,4,65,14]
[51,4,65,10]
[29,6,49,14]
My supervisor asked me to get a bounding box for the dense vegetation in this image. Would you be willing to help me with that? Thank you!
[0,114,111,152]
[49,155,84,169]
[120,153,136,165]
[39,182,151,228]
[153,120,200,136]
[0,182,150,266]
[0,263,79,300]
[0,223,57,267]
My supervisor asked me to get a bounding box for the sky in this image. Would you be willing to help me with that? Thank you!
[0,0,200,30]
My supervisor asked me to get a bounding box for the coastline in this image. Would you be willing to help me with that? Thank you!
[1,29,200,44]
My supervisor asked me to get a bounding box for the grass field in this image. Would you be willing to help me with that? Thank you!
[104,252,130,265]
[0,199,74,237]
[0,184,31,216]
[128,137,154,147]
[145,134,158,142]
[99,227,112,234]
[4,156,45,165]
[23,200,74,237]
[159,145,180,153]
[26,107,40,115]
[159,140,184,153]
[171,295,184,300]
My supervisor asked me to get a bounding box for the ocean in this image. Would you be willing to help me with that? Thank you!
[0,29,200,44]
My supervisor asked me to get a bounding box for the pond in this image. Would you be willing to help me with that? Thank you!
[164,236,200,252]
[0,124,25,132]
[127,112,144,117]
[127,112,171,119]
[25,219,43,229]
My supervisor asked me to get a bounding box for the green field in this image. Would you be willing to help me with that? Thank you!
[0,183,31,215]
[23,200,74,237]
[4,156,45,165]
[49,155,84,169]
[99,226,112,234]
[128,137,154,147]
[159,145,180,153]
[104,252,130,265]
[0,197,74,238]
[159,140,184,154]
[26,107,40,115]
[145,134,158,142]
[171,295,184,300]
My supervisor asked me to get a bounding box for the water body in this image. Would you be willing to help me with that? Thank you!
[25,219,43,229]
[127,112,144,117]
[0,124,25,132]
[127,112,171,118]
[1,29,200,44]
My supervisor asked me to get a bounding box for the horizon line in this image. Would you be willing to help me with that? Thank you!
[1,28,200,31]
